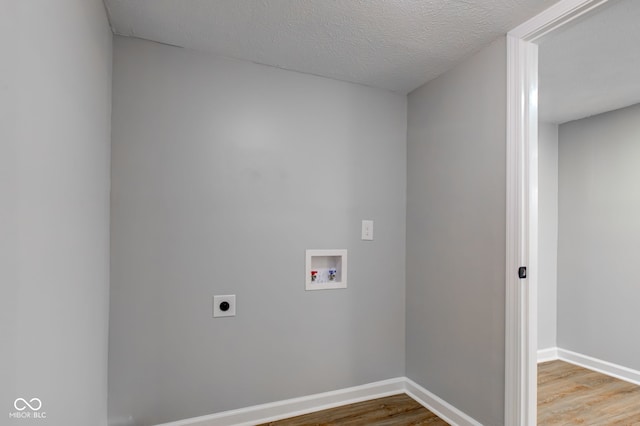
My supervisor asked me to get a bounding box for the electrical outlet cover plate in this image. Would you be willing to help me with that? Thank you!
[213,295,236,317]
[361,220,374,240]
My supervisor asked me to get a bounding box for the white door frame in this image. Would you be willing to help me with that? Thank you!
[505,0,610,425]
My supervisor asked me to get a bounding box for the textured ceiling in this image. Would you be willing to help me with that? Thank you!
[539,0,640,124]
[103,0,557,93]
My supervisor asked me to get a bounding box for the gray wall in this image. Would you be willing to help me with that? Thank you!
[109,37,407,425]
[406,37,506,426]
[557,103,640,370]
[0,0,112,425]
[538,122,559,350]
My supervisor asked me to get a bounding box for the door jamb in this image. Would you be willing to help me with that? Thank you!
[505,1,610,425]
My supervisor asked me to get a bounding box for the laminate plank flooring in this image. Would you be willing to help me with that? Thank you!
[258,393,449,426]
[538,360,640,425]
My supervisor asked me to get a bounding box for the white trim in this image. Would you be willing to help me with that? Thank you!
[405,379,482,426]
[155,378,405,426]
[525,37,539,426]
[154,377,483,426]
[154,349,640,426]
[537,347,559,363]
[509,0,610,41]
[557,349,640,387]
[505,1,610,425]
[504,33,522,426]
[505,33,539,426]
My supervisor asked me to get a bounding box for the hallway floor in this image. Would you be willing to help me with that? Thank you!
[538,360,640,425]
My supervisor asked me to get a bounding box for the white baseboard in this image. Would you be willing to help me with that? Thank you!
[155,378,406,426]
[557,348,640,387]
[537,347,559,363]
[405,379,482,426]
[537,346,640,387]
[155,377,482,426]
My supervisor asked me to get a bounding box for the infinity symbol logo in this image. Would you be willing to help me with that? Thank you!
[14,398,42,411]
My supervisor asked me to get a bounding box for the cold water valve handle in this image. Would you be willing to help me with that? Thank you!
[328,269,337,281]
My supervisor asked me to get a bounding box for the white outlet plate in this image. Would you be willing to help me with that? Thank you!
[213,295,236,318]
[361,220,374,240]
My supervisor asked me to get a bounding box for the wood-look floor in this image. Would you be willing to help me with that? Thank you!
[257,360,640,426]
[258,394,448,426]
[538,360,640,425]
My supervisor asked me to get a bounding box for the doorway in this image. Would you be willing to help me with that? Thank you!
[504,0,631,424]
